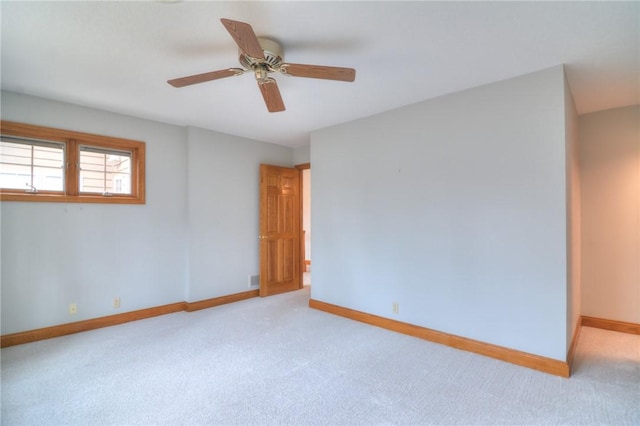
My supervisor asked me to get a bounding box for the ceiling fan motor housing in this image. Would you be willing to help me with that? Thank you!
[239,38,283,72]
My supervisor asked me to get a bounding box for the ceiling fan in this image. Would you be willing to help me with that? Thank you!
[168,18,356,113]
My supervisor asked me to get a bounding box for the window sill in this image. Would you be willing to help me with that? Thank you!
[0,192,145,204]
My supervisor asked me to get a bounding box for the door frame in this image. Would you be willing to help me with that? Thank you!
[295,162,310,288]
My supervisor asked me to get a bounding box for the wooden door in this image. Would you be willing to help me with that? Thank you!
[259,164,301,296]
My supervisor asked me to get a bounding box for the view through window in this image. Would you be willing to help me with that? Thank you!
[79,146,132,195]
[0,138,65,192]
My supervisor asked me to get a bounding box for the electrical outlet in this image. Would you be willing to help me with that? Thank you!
[69,303,77,315]
[113,297,121,309]
[392,302,399,314]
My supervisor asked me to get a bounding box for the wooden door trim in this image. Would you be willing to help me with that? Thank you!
[295,163,310,288]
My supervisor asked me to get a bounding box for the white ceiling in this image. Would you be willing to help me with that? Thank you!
[1,1,638,148]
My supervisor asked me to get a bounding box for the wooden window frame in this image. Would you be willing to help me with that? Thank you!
[0,121,145,204]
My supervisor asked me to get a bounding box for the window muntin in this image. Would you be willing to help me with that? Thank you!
[0,121,145,204]
[0,137,65,193]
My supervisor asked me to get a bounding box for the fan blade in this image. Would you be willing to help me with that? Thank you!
[168,68,243,87]
[280,63,356,82]
[258,79,285,112]
[220,18,265,60]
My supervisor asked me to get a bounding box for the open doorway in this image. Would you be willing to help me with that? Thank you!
[297,163,311,287]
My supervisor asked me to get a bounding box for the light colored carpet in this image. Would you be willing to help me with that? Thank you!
[1,287,639,425]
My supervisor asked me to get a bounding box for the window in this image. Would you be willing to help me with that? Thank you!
[79,146,132,195]
[0,121,145,204]
[0,138,65,192]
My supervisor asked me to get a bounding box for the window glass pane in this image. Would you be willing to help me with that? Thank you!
[0,139,65,192]
[34,166,64,191]
[79,146,131,194]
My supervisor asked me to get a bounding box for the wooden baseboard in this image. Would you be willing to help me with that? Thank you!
[0,302,186,348]
[309,299,570,377]
[185,289,259,312]
[581,316,640,335]
[566,319,582,375]
[1,290,260,348]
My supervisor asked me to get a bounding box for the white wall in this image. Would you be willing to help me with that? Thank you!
[579,105,640,323]
[564,72,581,349]
[186,127,292,301]
[293,145,310,165]
[311,66,570,360]
[1,91,189,334]
[1,91,294,334]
